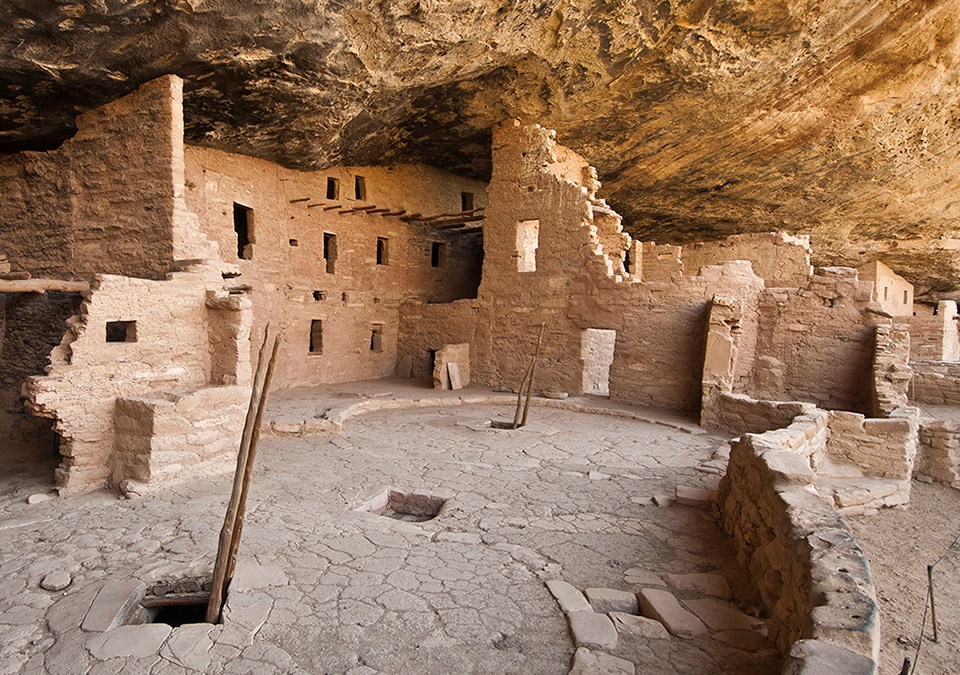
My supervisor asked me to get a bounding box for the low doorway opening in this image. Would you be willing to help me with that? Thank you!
[582,329,616,397]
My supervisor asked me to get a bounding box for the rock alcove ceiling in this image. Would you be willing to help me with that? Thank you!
[2,0,959,295]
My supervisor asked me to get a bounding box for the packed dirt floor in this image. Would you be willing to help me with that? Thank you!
[0,384,956,674]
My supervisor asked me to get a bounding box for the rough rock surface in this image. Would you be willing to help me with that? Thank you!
[1,2,960,292]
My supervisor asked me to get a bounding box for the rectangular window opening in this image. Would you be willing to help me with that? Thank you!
[233,203,253,260]
[431,242,446,268]
[289,239,299,247]
[516,219,540,273]
[883,286,889,301]
[355,176,367,201]
[370,324,383,352]
[903,290,909,304]
[106,321,137,343]
[461,191,474,212]
[376,237,389,265]
[313,290,326,301]
[326,177,339,200]
[323,232,338,274]
[309,320,323,354]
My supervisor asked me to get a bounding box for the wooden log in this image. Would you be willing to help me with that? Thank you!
[307,203,325,208]
[512,323,545,429]
[431,215,485,228]
[0,271,31,280]
[0,279,89,293]
[456,226,484,234]
[399,213,423,222]
[224,332,282,585]
[322,205,342,211]
[206,326,272,623]
[520,323,546,428]
[381,209,407,217]
[416,207,484,223]
[288,197,310,203]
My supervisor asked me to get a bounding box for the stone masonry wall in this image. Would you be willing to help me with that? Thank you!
[752,267,889,413]
[871,325,912,417]
[909,301,960,362]
[0,76,184,280]
[184,146,487,390]
[682,232,813,287]
[717,410,880,668]
[24,264,251,492]
[911,361,960,405]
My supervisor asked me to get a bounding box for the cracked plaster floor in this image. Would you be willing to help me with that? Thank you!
[0,397,781,674]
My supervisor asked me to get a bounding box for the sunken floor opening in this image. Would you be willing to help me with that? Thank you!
[359,488,448,522]
[127,576,217,628]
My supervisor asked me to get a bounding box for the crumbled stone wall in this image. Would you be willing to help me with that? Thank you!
[871,325,912,416]
[24,264,252,492]
[184,146,487,389]
[752,267,888,413]
[909,301,960,362]
[0,76,184,280]
[717,410,880,668]
[682,232,813,288]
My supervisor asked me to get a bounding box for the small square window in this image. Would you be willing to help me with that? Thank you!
[313,290,326,301]
[370,324,383,352]
[289,239,299,247]
[106,321,137,343]
[326,177,339,200]
[376,237,389,265]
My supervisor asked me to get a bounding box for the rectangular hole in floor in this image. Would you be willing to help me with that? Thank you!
[358,489,447,523]
[127,576,219,627]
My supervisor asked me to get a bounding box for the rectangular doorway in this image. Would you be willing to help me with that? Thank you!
[582,329,616,397]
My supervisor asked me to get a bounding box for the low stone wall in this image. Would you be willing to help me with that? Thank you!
[826,408,918,482]
[112,385,248,493]
[717,410,880,671]
[702,391,815,435]
[917,420,960,488]
[911,361,960,405]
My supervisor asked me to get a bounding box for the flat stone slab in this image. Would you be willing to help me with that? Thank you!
[40,571,72,592]
[546,579,592,613]
[81,580,145,632]
[610,612,670,639]
[683,598,755,632]
[623,568,666,587]
[585,588,639,615]
[86,624,171,659]
[27,492,53,505]
[783,638,876,675]
[230,561,289,592]
[674,485,717,508]
[637,588,708,638]
[567,611,619,649]
[569,647,635,674]
[160,623,220,670]
[663,572,731,599]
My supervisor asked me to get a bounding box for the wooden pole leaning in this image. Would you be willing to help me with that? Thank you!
[520,323,546,428]
[512,322,545,430]
[224,332,282,583]
[206,324,273,623]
